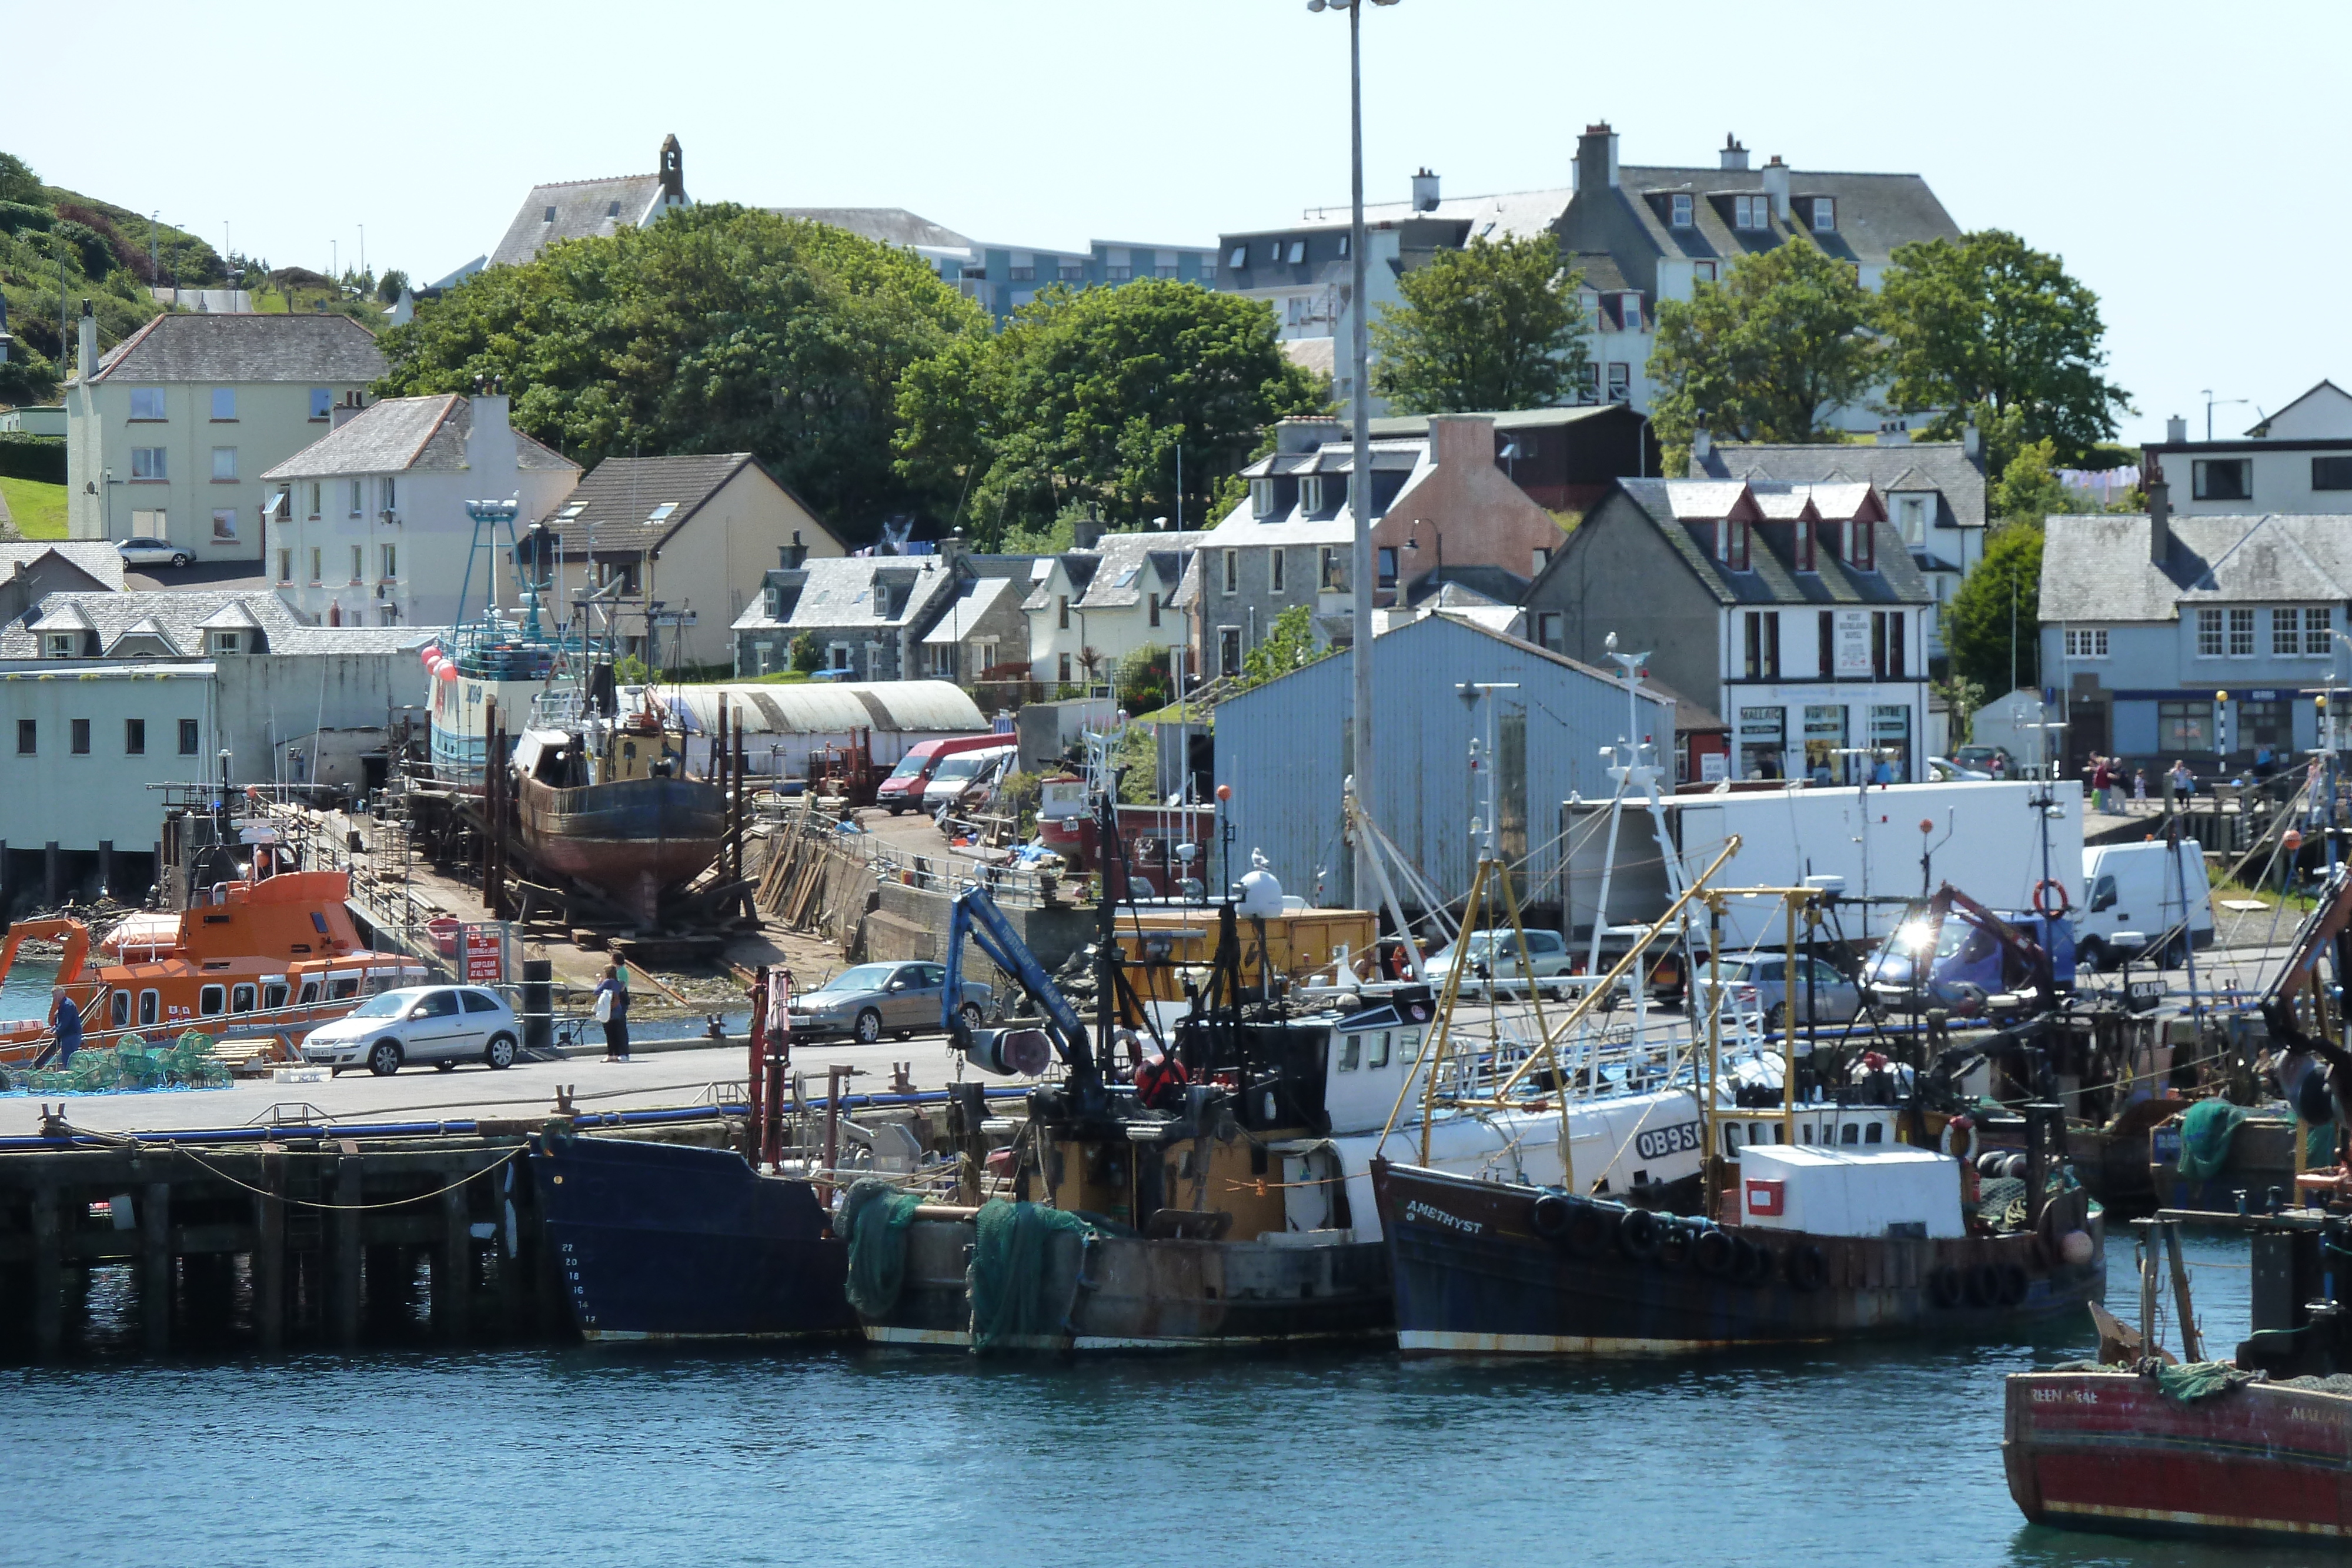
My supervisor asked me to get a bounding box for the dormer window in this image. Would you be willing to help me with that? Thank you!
[1847,519,1876,571]
[206,630,242,656]
[1228,245,1248,270]
[1810,198,1835,232]
[1617,293,1643,331]
[1733,195,1769,230]
[1795,519,1816,572]
[1716,519,1750,570]
[606,200,622,218]
[1669,193,1693,227]
[1250,478,1275,519]
[1285,240,1307,265]
[43,633,78,658]
[1299,475,1324,514]
[1895,494,1929,544]
[542,205,557,223]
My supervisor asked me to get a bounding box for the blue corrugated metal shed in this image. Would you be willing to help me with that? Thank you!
[1214,614,1675,913]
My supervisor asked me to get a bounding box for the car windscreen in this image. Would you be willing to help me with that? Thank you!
[930,755,985,783]
[815,964,898,994]
[885,754,930,781]
[350,991,409,1018]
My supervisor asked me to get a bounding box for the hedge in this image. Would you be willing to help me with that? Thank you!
[0,433,65,484]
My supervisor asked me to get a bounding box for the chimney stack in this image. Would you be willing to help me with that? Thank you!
[1576,123,1620,193]
[778,530,808,571]
[1411,168,1441,212]
[1963,420,1982,461]
[2146,458,2171,564]
[1692,429,1713,463]
[1760,156,1791,222]
[1074,506,1105,551]
[2165,414,2188,444]
[1720,134,1749,172]
[76,298,96,385]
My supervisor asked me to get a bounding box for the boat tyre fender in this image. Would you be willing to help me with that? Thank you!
[1965,1262,2002,1308]
[1730,1235,1772,1286]
[1653,1222,1696,1273]
[1529,1193,1573,1242]
[1999,1263,2031,1307]
[1562,1203,1615,1260]
[1786,1244,1827,1292]
[1929,1267,1965,1309]
[1616,1206,1662,1262]
[1692,1226,1736,1278]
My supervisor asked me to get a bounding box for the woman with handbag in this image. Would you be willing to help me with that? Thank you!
[594,962,631,1062]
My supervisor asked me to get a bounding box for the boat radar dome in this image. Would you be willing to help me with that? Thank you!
[1237,849,1284,918]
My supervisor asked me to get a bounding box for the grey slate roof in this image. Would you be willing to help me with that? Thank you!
[1365,406,1633,440]
[1023,552,1104,613]
[1692,440,1987,529]
[1601,164,1960,270]
[920,576,1017,645]
[492,174,677,269]
[92,313,386,386]
[1074,531,1207,610]
[0,542,125,590]
[2040,512,2352,624]
[262,394,577,481]
[731,557,958,633]
[1606,479,1930,606]
[766,208,973,249]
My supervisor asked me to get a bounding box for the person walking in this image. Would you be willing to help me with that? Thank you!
[2169,758,2195,805]
[594,962,632,1062]
[31,987,83,1069]
[2134,767,2149,807]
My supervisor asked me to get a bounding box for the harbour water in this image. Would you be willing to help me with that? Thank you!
[0,1232,2262,1567]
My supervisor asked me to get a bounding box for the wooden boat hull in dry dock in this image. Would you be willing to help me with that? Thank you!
[529,1133,854,1341]
[1372,1160,2103,1355]
[516,774,723,921]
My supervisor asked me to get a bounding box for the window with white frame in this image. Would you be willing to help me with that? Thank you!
[1321,547,1341,590]
[1618,294,1642,330]
[1733,195,1769,229]
[1221,550,1238,594]
[1606,363,1631,402]
[381,543,398,581]
[310,388,332,420]
[2306,606,2334,654]
[1895,494,1929,544]
[2196,607,2224,657]
[349,545,364,583]
[210,387,236,420]
[277,549,293,584]
[2064,627,2109,659]
[212,447,237,481]
[1299,475,1323,513]
[1250,477,1274,518]
[347,480,363,517]
[1285,240,1306,265]
[130,388,166,420]
[1669,193,1693,227]
[132,508,166,539]
[1810,198,1836,232]
[2229,607,2256,657]
[131,447,166,479]
[42,633,76,658]
[211,509,236,541]
[206,630,242,656]
[1270,549,1286,593]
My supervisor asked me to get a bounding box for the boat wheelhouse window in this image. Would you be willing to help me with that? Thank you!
[329,976,360,1000]
[199,985,226,1017]
[1864,1122,1885,1144]
[111,991,129,1028]
[1368,1030,1391,1068]
[139,990,159,1027]
[1338,1034,1361,1071]
[231,984,256,1014]
[263,982,289,1009]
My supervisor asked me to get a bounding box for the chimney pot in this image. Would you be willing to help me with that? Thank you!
[1693,429,1713,463]
[1577,123,1620,191]
[1760,158,1791,221]
[1719,135,1749,172]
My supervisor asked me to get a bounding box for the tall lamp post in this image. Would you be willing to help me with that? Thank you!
[1307,0,1397,908]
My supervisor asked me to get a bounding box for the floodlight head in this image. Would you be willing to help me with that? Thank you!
[1605,631,1619,652]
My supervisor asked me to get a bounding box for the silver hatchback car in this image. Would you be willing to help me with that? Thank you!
[1716,952,1862,1031]
[786,961,994,1044]
[302,984,523,1075]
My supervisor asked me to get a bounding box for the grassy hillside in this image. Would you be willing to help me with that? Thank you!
[0,476,68,539]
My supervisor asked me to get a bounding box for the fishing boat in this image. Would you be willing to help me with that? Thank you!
[510,705,723,927]
[0,868,431,1071]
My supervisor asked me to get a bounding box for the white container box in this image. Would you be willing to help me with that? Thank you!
[1739,1142,1964,1239]
[272,1065,329,1085]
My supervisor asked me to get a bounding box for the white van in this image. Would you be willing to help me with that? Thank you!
[923,745,1015,815]
[2078,840,2212,968]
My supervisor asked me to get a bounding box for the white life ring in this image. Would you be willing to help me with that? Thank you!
[1940,1115,1979,1163]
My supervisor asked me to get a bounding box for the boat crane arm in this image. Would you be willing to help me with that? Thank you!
[2256,862,2352,1077]
[1916,883,2059,1007]
[943,883,1093,1080]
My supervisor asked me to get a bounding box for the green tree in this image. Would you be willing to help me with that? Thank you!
[894,279,1321,547]
[0,152,42,205]
[377,203,986,543]
[1877,230,2130,466]
[1240,604,1329,688]
[789,631,821,674]
[1369,233,1589,413]
[1646,239,1881,464]
[1992,438,2073,526]
[375,268,409,304]
[1945,523,2043,695]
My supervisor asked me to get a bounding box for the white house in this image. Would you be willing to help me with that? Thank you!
[2141,380,2352,517]
[1022,530,1205,686]
[261,394,579,628]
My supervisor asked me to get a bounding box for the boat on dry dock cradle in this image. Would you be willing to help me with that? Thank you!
[510,708,723,927]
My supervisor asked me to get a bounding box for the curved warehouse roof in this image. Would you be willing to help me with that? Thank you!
[646,681,985,737]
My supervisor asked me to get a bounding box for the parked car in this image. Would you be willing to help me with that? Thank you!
[1924,755,1991,782]
[301,984,521,1075]
[1422,928,1576,995]
[877,734,1006,814]
[1953,745,2014,774]
[935,748,1017,828]
[787,961,993,1044]
[923,745,1016,816]
[1715,951,1862,1029]
[118,536,193,568]
[1860,907,2076,1017]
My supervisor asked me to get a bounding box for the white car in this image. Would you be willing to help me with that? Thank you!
[302,984,522,1075]
[1422,928,1577,995]
[118,536,194,568]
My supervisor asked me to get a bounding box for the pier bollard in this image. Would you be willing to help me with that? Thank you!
[255,1147,287,1352]
[521,960,552,1057]
[29,1185,62,1360]
[141,1181,172,1355]
[435,1175,472,1343]
[332,1153,363,1348]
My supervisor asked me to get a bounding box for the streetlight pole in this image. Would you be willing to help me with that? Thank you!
[1308,0,1396,909]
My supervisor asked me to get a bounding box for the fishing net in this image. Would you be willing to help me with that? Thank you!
[2176,1100,2247,1182]
[840,1178,924,1318]
[6,1031,229,1094]
[2151,1360,2254,1403]
[1975,1176,2027,1229]
[968,1199,1092,1353]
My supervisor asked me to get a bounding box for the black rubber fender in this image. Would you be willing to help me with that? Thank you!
[1730,1235,1772,1286]
[1616,1206,1662,1262]
[1929,1267,1965,1309]
[1529,1192,1573,1241]
[1692,1226,1736,1278]
[1786,1243,1828,1292]
[1561,1203,1615,1260]
[1999,1263,2031,1307]
[1965,1262,2002,1308]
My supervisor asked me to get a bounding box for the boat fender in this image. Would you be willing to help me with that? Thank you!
[1939,1115,1978,1163]
[1928,1267,1965,1309]
[1975,1151,2008,1178]
[1692,1226,1736,1278]
[1616,1206,1663,1262]
[2000,1153,2029,1182]
[1965,1262,2002,1308]
[1786,1245,1827,1292]
[2059,1229,2096,1268]
[1529,1192,1573,1241]
[1730,1234,1772,1286]
[1652,1222,1696,1272]
[1999,1263,2030,1307]
[1562,1203,1615,1260]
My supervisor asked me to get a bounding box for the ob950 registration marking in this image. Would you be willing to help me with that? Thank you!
[1634,1122,1700,1161]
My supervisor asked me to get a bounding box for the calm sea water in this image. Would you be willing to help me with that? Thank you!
[0,1233,2272,1567]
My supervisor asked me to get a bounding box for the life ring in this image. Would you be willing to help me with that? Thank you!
[1693,1227,1736,1278]
[1562,1204,1615,1260]
[2031,878,2072,919]
[1786,1245,1828,1292]
[1929,1267,1965,1309]
[1529,1193,1573,1241]
[1616,1207,1663,1262]
[1939,1115,1979,1163]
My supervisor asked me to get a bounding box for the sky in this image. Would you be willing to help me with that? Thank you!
[8,0,2343,449]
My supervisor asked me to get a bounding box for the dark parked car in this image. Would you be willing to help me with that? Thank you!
[785,961,994,1044]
